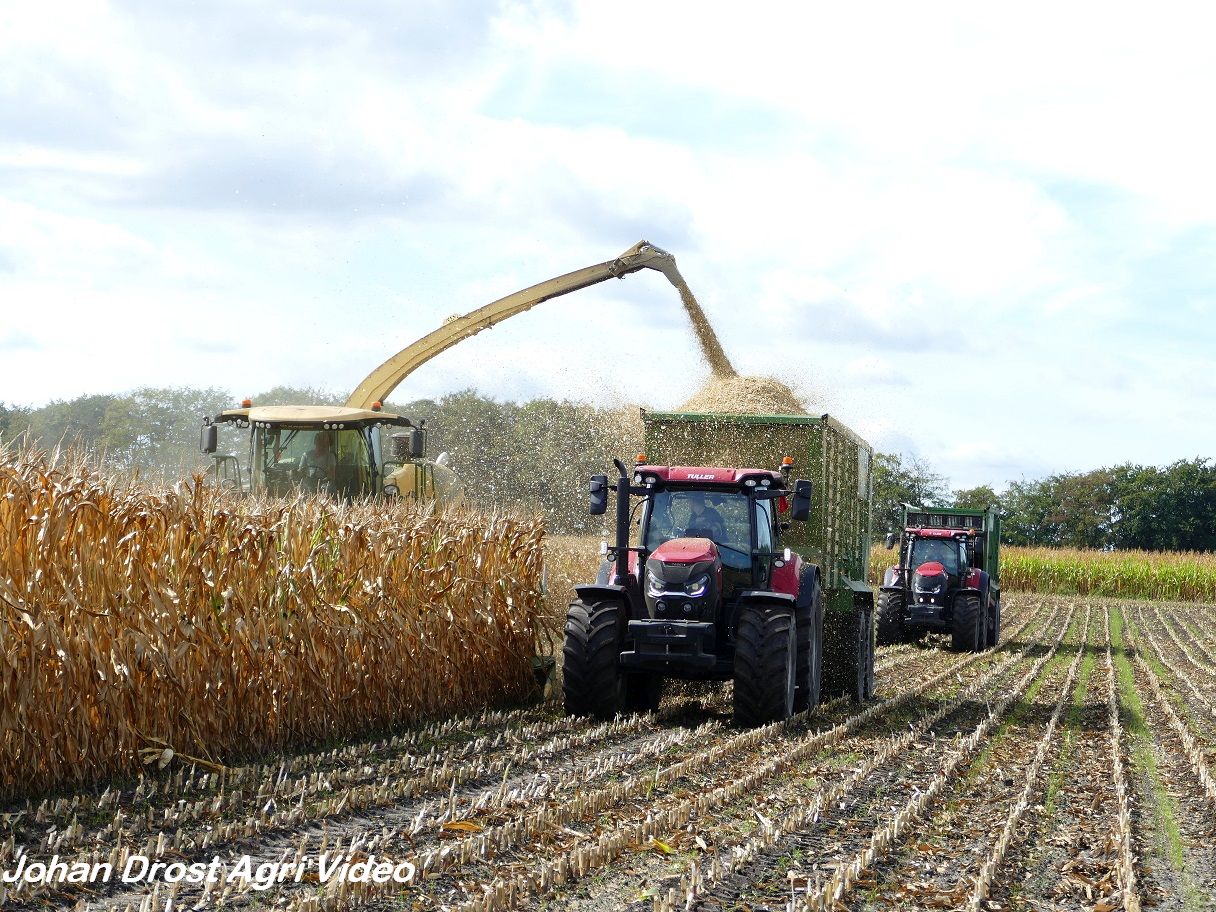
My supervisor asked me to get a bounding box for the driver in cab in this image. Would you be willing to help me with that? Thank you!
[300,431,337,490]
[683,491,726,541]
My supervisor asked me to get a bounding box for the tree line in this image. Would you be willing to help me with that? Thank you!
[872,452,1216,552]
[3,389,1212,550]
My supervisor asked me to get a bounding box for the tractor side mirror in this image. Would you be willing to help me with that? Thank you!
[588,474,609,515]
[884,532,897,550]
[789,479,812,521]
[200,423,218,454]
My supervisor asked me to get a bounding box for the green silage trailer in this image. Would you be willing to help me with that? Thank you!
[641,409,877,700]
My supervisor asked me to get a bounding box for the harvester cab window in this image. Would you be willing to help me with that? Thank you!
[253,426,372,497]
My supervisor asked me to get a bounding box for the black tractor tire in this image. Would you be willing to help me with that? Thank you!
[793,575,823,713]
[733,605,797,727]
[562,598,627,719]
[624,672,664,713]
[951,593,983,653]
[875,589,908,646]
[987,597,1001,648]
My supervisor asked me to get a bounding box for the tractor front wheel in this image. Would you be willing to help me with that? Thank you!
[563,598,626,719]
[733,605,797,727]
[951,593,983,653]
[875,590,908,646]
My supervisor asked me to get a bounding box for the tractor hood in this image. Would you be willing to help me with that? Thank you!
[914,560,947,578]
[651,537,718,564]
[644,538,722,621]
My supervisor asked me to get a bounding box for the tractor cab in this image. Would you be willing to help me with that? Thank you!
[638,473,784,612]
[903,529,971,609]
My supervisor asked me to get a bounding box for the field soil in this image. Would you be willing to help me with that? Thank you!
[5,594,1216,912]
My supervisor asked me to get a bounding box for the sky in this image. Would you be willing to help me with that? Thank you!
[2,1,1214,490]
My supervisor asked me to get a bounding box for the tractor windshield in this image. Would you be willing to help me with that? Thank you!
[251,426,375,498]
[644,489,752,568]
[909,537,966,575]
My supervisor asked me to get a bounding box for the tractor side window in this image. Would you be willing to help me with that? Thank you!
[755,499,774,553]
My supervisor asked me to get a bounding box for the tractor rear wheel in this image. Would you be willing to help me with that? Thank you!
[793,575,823,713]
[733,605,797,726]
[562,598,626,719]
[875,590,908,646]
[951,593,983,653]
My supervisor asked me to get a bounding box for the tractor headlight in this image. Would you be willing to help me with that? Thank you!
[646,569,664,597]
[683,574,709,597]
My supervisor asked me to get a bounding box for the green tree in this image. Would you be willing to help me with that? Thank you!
[871,452,949,537]
[99,387,234,477]
[24,394,120,456]
[952,484,1000,511]
[249,385,346,406]
[0,401,32,444]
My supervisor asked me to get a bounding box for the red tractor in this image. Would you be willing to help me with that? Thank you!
[877,504,1001,652]
[562,457,831,727]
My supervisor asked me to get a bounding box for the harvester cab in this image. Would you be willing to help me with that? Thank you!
[878,505,1001,652]
[201,402,459,500]
[564,455,825,727]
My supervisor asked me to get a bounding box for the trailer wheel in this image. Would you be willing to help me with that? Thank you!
[987,597,1001,648]
[562,598,626,719]
[951,593,983,653]
[794,573,823,713]
[733,605,797,726]
[864,611,876,699]
[875,590,907,646]
[852,608,875,701]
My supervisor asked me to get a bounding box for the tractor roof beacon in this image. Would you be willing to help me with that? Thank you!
[878,504,1002,653]
[563,410,876,727]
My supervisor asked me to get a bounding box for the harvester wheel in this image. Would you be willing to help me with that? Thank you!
[793,573,823,713]
[875,590,907,646]
[562,598,626,719]
[987,597,1001,648]
[733,604,797,727]
[624,672,664,713]
[951,593,983,653]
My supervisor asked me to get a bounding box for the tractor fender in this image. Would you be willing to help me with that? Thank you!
[882,566,903,588]
[736,590,797,615]
[879,584,904,594]
[795,564,821,609]
[572,583,638,620]
[770,552,803,597]
[965,568,989,593]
